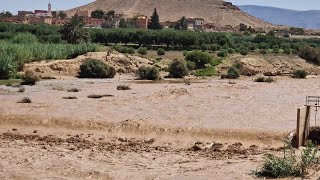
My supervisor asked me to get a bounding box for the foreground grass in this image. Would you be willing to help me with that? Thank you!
[0,79,22,85]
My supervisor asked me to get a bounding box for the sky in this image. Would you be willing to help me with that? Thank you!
[1,0,320,14]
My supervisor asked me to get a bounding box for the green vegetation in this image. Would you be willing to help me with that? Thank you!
[79,59,116,78]
[0,79,21,85]
[255,142,319,178]
[21,70,40,85]
[113,45,135,54]
[60,15,90,44]
[221,66,240,79]
[292,69,308,78]
[137,66,159,80]
[168,59,189,78]
[254,76,275,83]
[185,51,212,69]
[148,8,162,30]
[195,67,216,77]
[137,47,148,55]
[157,48,166,56]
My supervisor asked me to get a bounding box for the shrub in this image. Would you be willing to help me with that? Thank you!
[157,48,166,55]
[260,49,267,54]
[18,87,25,93]
[137,47,148,55]
[186,61,196,70]
[273,45,280,54]
[254,76,274,83]
[284,48,291,54]
[0,55,16,79]
[168,59,189,78]
[117,84,131,90]
[255,154,299,178]
[228,48,235,54]
[221,66,240,79]
[255,142,318,178]
[127,47,135,54]
[79,59,116,78]
[240,49,248,56]
[298,46,320,65]
[195,67,216,77]
[18,97,32,103]
[200,44,209,51]
[137,66,159,80]
[183,50,188,56]
[185,51,213,69]
[11,33,38,44]
[292,70,307,79]
[217,51,227,57]
[21,70,40,85]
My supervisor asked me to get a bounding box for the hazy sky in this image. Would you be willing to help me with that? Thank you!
[1,0,319,14]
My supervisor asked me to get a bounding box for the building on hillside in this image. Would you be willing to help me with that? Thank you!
[52,18,70,25]
[75,10,90,17]
[25,16,52,25]
[34,2,52,17]
[187,17,204,31]
[0,17,20,23]
[18,11,34,18]
[83,17,105,27]
[161,21,176,29]
[135,16,149,29]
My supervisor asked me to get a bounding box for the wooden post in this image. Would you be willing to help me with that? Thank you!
[296,106,311,148]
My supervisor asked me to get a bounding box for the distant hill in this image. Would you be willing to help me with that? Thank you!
[239,5,320,29]
[66,0,274,29]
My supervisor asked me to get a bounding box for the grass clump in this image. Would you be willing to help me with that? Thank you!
[18,97,32,103]
[157,48,166,55]
[18,87,25,93]
[255,142,319,178]
[292,70,307,79]
[79,59,116,78]
[137,66,159,80]
[21,71,40,85]
[117,85,131,90]
[254,76,275,83]
[137,47,147,55]
[221,66,240,79]
[168,59,189,78]
[195,67,216,77]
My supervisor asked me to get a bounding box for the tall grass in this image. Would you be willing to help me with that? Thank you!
[0,41,98,79]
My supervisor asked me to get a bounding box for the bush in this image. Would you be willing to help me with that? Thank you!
[11,33,38,44]
[240,49,248,56]
[79,59,116,78]
[137,66,159,80]
[137,47,148,55]
[255,142,318,178]
[298,46,320,65]
[0,55,16,79]
[21,70,40,85]
[117,84,131,90]
[168,59,188,78]
[186,61,196,70]
[221,66,240,79]
[259,49,267,54]
[255,154,299,178]
[18,97,32,103]
[127,47,135,54]
[157,48,166,55]
[185,51,213,69]
[284,48,291,54]
[217,51,227,57]
[254,76,274,83]
[273,45,280,54]
[195,67,216,77]
[292,70,307,79]
[228,48,235,54]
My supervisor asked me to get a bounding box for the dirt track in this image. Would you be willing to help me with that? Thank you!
[1,75,320,179]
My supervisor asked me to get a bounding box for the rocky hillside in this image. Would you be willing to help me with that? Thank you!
[66,0,274,28]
